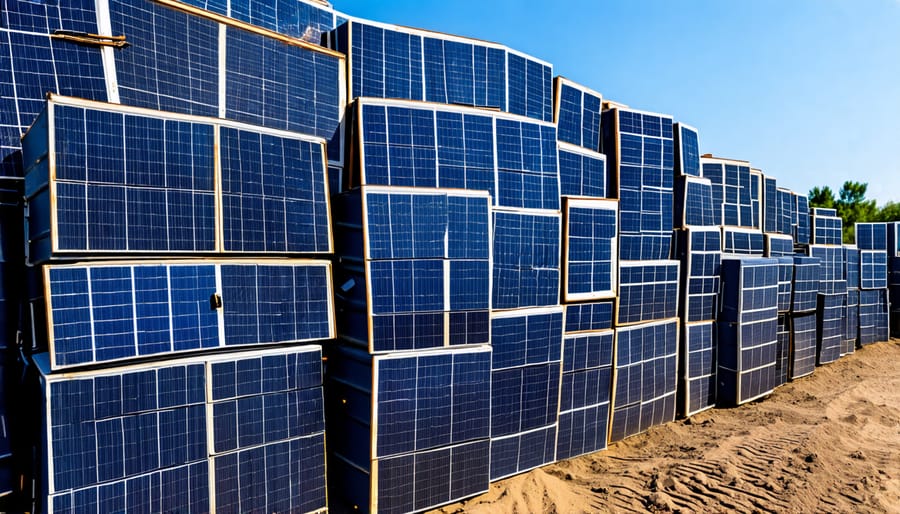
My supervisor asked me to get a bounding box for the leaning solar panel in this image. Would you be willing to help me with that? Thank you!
[492,209,561,310]
[332,187,491,351]
[562,199,617,302]
[859,250,888,289]
[673,175,716,228]
[777,187,795,236]
[564,301,614,334]
[811,208,842,245]
[717,256,779,406]
[601,107,675,260]
[679,320,716,417]
[817,293,844,364]
[616,260,679,325]
[23,96,332,262]
[722,227,764,256]
[750,169,762,230]
[844,246,860,290]
[700,156,755,228]
[764,233,795,257]
[610,318,678,442]
[558,142,607,198]
[762,175,778,234]
[775,314,790,386]
[326,344,491,513]
[792,256,820,313]
[858,289,887,346]
[807,245,847,295]
[673,228,721,323]
[674,123,701,177]
[553,77,603,151]
[794,193,811,245]
[558,330,613,460]
[490,307,562,480]
[33,259,334,370]
[855,222,887,250]
[34,345,327,514]
[843,289,858,356]
[331,19,553,122]
[789,312,817,379]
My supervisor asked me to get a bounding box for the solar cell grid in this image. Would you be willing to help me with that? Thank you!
[563,199,617,302]
[680,320,716,416]
[775,257,794,313]
[817,293,844,364]
[777,187,794,236]
[859,250,888,289]
[700,158,755,228]
[674,123,701,177]
[554,77,603,151]
[765,234,795,257]
[790,312,817,379]
[794,194,810,244]
[722,227,764,256]
[855,222,887,251]
[843,289,858,356]
[858,289,888,345]
[763,176,778,234]
[673,228,721,323]
[808,245,847,295]
[791,256,821,313]
[844,246,860,290]
[557,142,607,198]
[564,301,614,333]
[812,211,842,245]
[492,209,561,310]
[617,260,680,325]
[557,330,613,460]
[674,175,716,228]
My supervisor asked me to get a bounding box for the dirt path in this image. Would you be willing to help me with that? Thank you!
[436,340,900,513]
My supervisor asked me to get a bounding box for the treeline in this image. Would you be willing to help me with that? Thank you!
[808,181,900,243]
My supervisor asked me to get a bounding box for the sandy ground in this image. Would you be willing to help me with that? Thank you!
[436,340,900,514]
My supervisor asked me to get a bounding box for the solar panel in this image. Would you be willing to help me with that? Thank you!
[35,345,326,514]
[616,260,679,325]
[807,245,847,295]
[353,98,559,210]
[855,222,887,251]
[859,250,888,289]
[843,290,858,356]
[553,77,603,151]
[491,209,561,310]
[610,318,678,442]
[791,256,821,313]
[777,187,794,236]
[793,193,810,245]
[811,209,842,245]
[844,246,860,290]
[35,259,334,370]
[789,312,817,379]
[722,227,764,256]
[775,314,789,387]
[816,293,843,365]
[325,344,491,513]
[182,0,338,43]
[750,169,762,229]
[332,186,491,352]
[764,233,794,257]
[673,123,701,177]
[679,320,716,417]
[673,175,716,228]
[672,228,721,323]
[763,176,778,234]
[602,108,674,261]
[858,289,888,346]
[717,256,779,406]
[564,301,614,334]
[700,157,755,228]
[331,19,553,122]
[775,257,794,313]
[562,199,617,302]
[557,142,607,198]
[557,329,613,460]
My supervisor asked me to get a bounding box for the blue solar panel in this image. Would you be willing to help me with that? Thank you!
[765,234,794,257]
[674,176,716,228]
[859,250,888,290]
[807,245,847,295]
[491,308,563,370]
[216,0,337,43]
[855,222,887,251]
[777,187,794,236]
[843,290,858,356]
[603,108,674,261]
[775,257,794,313]
[38,260,334,370]
[36,346,325,512]
[722,227,764,256]
[557,143,607,198]
[763,176,778,234]
[674,123,700,177]
[490,425,556,482]
[673,228,721,323]
[492,210,561,310]
[610,318,678,442]
[557,330,613,460]
[811,209,842,245]
[817,293,844,364]
[563,199,617,301]
[333,19,552,122]
[750,170,762,230]
[790,312,817,379]
[775,314,789,387]
[792,256,821,313]
[844,246,860,289]
[718,256,779,406]
[495,117,560,209]
[617,260,679,325]
[554,77,603,151]
[680,320,716,416]
[564,301,614,333]
[858,289,888,345]
[700,158,755,228]
[794,194,810,245]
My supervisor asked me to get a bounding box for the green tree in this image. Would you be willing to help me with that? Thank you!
[808,185,836,209]
[836,181,877,243]
[875,201,900,222]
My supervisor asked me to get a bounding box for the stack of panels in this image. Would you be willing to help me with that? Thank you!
[602,108,674,261]
[492,210,561,310]
[673,229,721,323]
[558,302,614,459]
[489,308,562,480]
[793,193,810,245]
[858,289,888,346]
[610,318,677,442]
[23,96,332,263]
[325,345,491,514]
[561,199,617,302]
[332,187,491,352]
[37,346,327,514]
[673,176,716,228]
[680,320,716,416]
[331,19,553,123]
[673,123,701,177]
[2,0,347,173]
[700,157,755,228]
[722,227,764,256]
[616,260,679,326]
[32,260,334,370]
[811,208,842,246]
[718,257,779,406]
[554,77,603,153]
[350,98,559,210]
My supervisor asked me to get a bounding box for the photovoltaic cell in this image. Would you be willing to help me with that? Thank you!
[859,250,888,290]
[554,77,602,151]
[791,256,820,313]
[674,175,716,228]
[557,143,607,198]
[564,301,614,334]
[763,176,778,234]
[789,312,817,379]
[844,246,860,290]
[717,256,779,406]
[610,318,678,442]
[808,245,847,295]
[722,227,764,256]
[557,330,613,460]
[492,210,561,310]
[673,228,721,323]
[617,260,679,325]
[680,320,716,417]
[794,194,810,245]
[563,199,617,301]
[817,293,843,364]
[858,289,888,346]
[491,308,563,371]
[39,260,334,370]
[602,108,675,261]
[674,123,700,177]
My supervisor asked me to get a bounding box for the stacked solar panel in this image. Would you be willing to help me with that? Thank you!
[674,176,716,228]
[616,261,679,326]
[700,156,756,228]
[554,77,603,152]
[793,193,811,245]
[674,123,701,177]
[807,244,847,365]
[562,199,618,302]
[750,170,763,230]
[843,245,860,355]
[718,256,779,406]
[858,289,889,345]
[857,222,900,338]
[722,227,764,256]
[811,208,842,246]
[790,256,821,378]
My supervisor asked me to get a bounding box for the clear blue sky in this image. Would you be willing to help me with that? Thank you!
[332,0,900,205]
